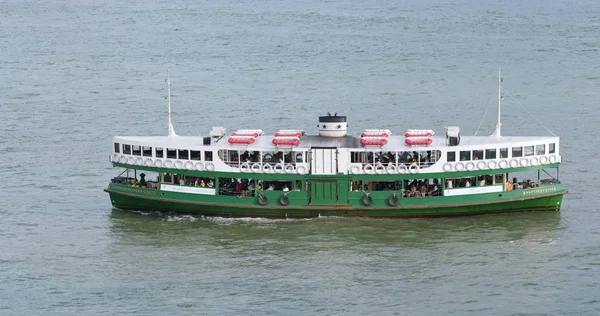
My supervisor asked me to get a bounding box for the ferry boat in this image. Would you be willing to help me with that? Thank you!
[104,71,566,218]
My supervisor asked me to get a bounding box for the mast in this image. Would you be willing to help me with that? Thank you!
[492,68,502,138]
[166,70,177,136]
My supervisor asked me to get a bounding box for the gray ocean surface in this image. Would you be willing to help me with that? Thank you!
[1,0,600,315]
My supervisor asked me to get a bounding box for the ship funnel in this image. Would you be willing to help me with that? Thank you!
[318,113,347,137]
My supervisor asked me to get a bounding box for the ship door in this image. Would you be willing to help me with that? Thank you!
[310,148,338,175]
[308,180,338,206]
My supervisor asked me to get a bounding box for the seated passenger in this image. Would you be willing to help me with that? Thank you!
[420,186,427,197]
[208,180,214,188]
[267,183,275,190]
[283,185,289,192]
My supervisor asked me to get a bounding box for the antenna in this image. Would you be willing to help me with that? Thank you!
[166,70,177,136]
[492,68,502,138]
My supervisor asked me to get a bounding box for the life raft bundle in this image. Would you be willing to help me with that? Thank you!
[361,129,391,138]
[272,137,300,146]
[228,135,257,145]
[360,137,388,146]
[405,137,433,146]
[405,129,434,137]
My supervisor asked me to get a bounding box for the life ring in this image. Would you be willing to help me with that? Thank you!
[361,194,373,206]
[387,194,399,206]
[363,164,374,174]
[350,165,360,174]
[540,156,549,165]
[111,153,119,162]
[509,159,519,168]
[409,163,420,174]
[386,165,397,174]
[205,163,215,172]
[154,159,163,168]
[530,156,539,166]
[145,158,154,167]
[375,164,386,174]
[442,163,452,172]
[498,160,508,169]
[285,164,295,174]
[520,157,529,167]
[477,161,487,170]
[488,160,497,170]
[164,160,173,168]
[128,156,135,164]
[279,195,290,206]
[297,165,307,175]
[185,161,194,170]
[549,155,558,164]
[257,194,269,206]
[120,155,128,164]
[466,162,475,171]
[251,163,261,173]
[398,164,408,174]
[195,162,204,171]
[136,157,144,165]
[455,162,464,171]
[263,163,273,173]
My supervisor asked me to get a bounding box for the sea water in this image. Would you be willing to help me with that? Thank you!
[1,0,600,314]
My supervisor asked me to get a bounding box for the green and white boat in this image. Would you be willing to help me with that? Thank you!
[105,71,565,218]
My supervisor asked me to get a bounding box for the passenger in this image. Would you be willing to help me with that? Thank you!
[420,186,427,197]
[465,179,471,187]
[200,180,206,187]
[267,183,275,190]
[408,185,417,197]
[446,179,453,189]
[283,185,289,192]
[208,179,214,188]
[479,178,486,186]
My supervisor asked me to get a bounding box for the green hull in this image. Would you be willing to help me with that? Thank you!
[105,182,565,218]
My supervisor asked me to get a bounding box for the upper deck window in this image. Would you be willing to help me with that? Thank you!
[549,143,556,154]
[524,145,534,156]
[447,151,456,162]
[485,149,496,159]
[166,148,177,159]
[132,145,141,156]
[473,150,484,160]
[191,150,201,161]
[123,144,131,155]
[535,144,545,155]
[178,149,189,160]
[512,147,523,158]
[114,143,120,153]
[155,147,164,158]
[205,151,213,162]
[459,151,471,161]
[142,146,152,157]
[500,148,508,158]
